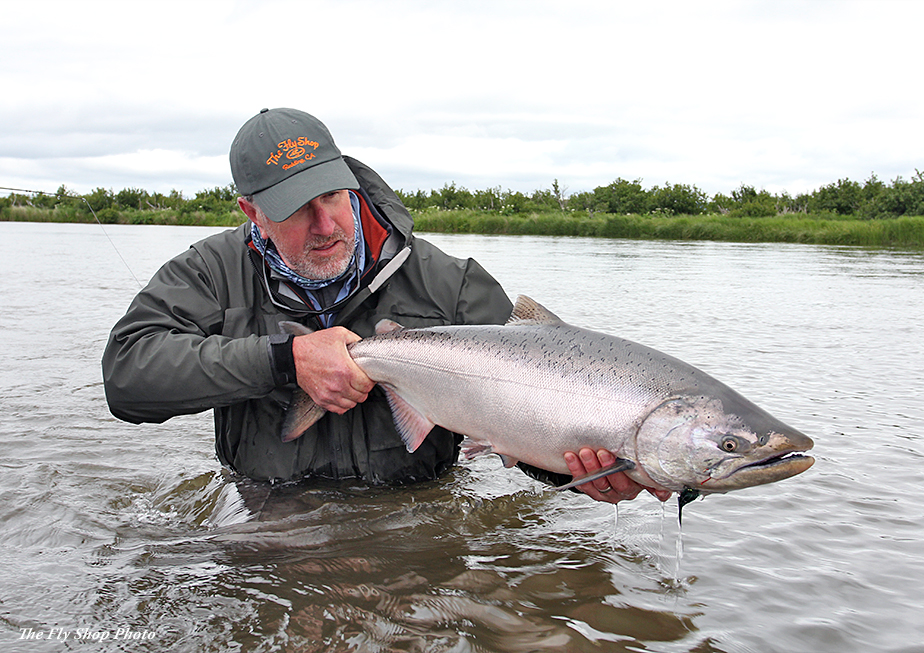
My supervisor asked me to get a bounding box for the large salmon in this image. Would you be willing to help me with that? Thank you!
[281,296,814,498]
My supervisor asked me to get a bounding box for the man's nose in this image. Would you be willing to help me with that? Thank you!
[306,199,336,236]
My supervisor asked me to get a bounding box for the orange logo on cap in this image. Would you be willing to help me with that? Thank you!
[265,137,321,167]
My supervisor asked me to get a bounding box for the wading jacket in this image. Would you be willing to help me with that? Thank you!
[102,158,513,484]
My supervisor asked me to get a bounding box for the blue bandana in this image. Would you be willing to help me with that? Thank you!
[251,191,366,325]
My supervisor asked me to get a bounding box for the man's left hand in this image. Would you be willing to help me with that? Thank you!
[564,448,672,505]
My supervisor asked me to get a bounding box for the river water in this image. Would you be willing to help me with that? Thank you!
[1,221,922,653]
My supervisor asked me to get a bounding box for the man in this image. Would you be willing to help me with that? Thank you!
[102,108,661,504]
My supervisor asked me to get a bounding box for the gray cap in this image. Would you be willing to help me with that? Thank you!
[229,108,359,222]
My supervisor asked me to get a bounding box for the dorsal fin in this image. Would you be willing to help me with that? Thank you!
[506,295,564,326]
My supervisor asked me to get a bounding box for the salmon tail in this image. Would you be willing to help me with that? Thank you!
[280,389,327,442]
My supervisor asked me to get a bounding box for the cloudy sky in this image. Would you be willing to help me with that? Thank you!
[2,0,921,200]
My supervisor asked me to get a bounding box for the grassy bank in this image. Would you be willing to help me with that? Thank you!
[0,205,246,228]
[3,204,924,248]
[413,208,924,249]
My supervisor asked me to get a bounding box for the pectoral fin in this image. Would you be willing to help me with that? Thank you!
[381,384,435,453]
[551,458,636,492]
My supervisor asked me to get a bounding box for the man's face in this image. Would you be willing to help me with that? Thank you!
[242,190,356,280]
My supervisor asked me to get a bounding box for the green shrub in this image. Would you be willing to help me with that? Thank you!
[96,208,121,224]
[648,183,708,216]
[863,170,924,218]
[595,178,649,215]
[808,178,862,215]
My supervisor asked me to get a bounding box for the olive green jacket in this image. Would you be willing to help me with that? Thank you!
[102,158,512,483]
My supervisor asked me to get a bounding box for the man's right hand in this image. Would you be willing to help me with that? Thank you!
[292,327,375,414]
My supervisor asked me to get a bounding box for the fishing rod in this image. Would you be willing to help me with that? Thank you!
[1,185,143,288]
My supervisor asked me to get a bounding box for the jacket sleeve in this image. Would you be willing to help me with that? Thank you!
[455,257,513,326]
[101,246,277,424]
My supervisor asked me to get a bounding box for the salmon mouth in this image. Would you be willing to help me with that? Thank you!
[717,451,815,490]
[741,451,815,471]
[702,447,815,491]
[730,428,815,480]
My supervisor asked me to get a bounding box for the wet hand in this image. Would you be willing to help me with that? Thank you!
[292,327,375,414]
[564,448,672,504]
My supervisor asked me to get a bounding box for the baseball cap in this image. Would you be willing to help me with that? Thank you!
[230,108,359,222]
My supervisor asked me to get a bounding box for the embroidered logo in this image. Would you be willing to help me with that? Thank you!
[265,137,321,170]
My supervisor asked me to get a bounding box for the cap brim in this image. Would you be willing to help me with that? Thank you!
[253,157,359,222]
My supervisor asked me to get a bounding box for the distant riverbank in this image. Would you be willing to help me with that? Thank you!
[3,205,923,249]
[413,209,924,248]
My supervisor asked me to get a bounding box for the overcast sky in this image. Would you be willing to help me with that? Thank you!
[2,0,921,200]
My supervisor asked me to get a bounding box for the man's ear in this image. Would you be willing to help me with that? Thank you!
[238,196,258,220]
[238,197,267,237]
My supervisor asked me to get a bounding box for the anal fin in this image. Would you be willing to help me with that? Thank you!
[460,438,520,467]
[461,438,494,459]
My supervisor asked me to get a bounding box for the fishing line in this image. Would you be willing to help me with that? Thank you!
[1,185,143,288]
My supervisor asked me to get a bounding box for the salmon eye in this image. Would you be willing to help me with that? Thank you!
[721,437,738,452]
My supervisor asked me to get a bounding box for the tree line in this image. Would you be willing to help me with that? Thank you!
[2,170,923,223]
[396,171,924,219]
[0,185,240,224]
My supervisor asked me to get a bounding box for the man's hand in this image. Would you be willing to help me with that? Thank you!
[564,448,672,505]
[292,327,375,414]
